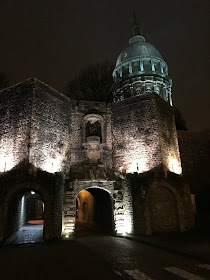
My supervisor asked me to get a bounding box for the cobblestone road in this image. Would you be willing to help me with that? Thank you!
[4,229,210,280]
[1,238,122,280]
[76,236,210,280]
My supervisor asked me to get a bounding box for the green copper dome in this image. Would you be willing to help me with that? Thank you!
[112,24,173,106]
[116,40,163,67]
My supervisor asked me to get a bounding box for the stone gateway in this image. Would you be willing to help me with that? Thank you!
[0,23,196,242]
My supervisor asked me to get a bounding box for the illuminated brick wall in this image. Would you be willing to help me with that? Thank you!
[0,81,33,172]
[0,79,195,238]
[28,79,71,173]
[155,95,182,174]
[0,78,71,173]
[111,93,181,175]
[111,94,162,173]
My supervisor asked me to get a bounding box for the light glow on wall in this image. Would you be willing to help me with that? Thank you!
[19,195,25,228]
[123,213,133,234]
[115,214,133,235]
[127,158,149,174]
[168,157,182,175]
[0,154,15,172]
[39,154,64,173]
[115,213,124,235]
[63,227,74,238]
[0,131,27,172]
[115,224,125,234]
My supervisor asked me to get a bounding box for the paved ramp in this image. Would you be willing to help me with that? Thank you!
[5,224,43,244]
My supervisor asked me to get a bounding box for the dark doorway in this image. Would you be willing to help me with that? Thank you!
[195,187,210,233]
[75,188,113,236]
[5,190,44,244]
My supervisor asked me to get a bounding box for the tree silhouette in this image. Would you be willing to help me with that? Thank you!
[66,61,115,103]
[173,106,187,130]
[0,73,9,90]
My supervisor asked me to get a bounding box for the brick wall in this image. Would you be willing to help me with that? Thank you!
[178,130,210,194]
[29,79,71,173]
[111,93,181,175]
[0,81,33,171]
[111,94,163,173]
[0,78,72,174]
[155,95,182,174]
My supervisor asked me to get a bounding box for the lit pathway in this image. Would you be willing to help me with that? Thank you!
[5,223,43,244]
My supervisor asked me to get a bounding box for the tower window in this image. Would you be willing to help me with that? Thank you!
[83,114,104,144]
[86,121,102,141]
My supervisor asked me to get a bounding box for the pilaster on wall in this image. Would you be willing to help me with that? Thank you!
[122,179,134,234]
[113,179,134,235]
[113,189,124,234]
[62,182,76,237]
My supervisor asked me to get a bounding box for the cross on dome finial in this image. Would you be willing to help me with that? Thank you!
[133,11,137,25]
[129,12,145,44]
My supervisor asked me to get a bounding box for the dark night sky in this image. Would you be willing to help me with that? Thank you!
[0,0,209,131]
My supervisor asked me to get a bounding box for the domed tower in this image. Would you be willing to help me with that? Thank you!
[112,21,173,105]
[111,19,183,176]
[111,20,194,236]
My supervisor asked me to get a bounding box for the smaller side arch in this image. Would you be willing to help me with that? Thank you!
[145,182,183,234]
[1,182,55,242]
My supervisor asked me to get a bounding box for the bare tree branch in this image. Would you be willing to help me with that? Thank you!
[66,62,115,103]
[0,73,9,90]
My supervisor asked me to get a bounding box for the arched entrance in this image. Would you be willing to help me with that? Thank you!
[75,187,113,236]
[5,190,45,244]
[148,186,179,233]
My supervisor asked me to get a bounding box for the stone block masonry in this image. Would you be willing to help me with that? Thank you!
[111,94,162,173]
[0,78,72,174]
[0,78,195,240]
[29,79,72,173]
[111,93,182,175]
[155,94,182,174]
[0,80,33,171]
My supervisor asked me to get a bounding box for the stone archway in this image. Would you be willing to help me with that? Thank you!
[62,180,122,237]
[147,185,180,233]
[5,189,45,244]
[75,187,113,236]
[0,181,57,243]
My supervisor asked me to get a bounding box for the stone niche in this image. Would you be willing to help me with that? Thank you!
[82,114,104,163]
